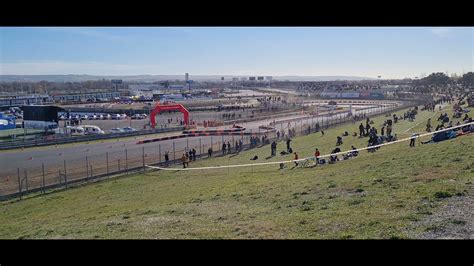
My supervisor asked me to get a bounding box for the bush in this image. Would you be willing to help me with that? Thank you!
[433,191,453,199]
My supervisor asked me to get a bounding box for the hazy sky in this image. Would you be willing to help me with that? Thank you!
[0,27,472,79]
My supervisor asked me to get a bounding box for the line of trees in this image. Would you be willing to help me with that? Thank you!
[417,72,474,87]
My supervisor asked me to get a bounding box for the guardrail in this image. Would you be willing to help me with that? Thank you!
[0,126,185,151]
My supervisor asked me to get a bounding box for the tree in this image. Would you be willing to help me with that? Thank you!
[420,72,453,86]
[459,72,474,87]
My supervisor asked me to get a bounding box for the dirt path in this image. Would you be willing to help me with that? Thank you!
[410,184,473,239]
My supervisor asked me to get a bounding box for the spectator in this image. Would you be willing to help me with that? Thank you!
[314,148,320,165]
[271,141,277,156]
[359,123,365,137]
[409,133,418,147]
[181,154,187,168]
[164,152,169,167]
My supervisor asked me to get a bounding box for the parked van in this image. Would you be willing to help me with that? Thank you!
[82,125,105,135]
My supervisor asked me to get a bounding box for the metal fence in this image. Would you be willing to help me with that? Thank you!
[0,126,185,150]
[0,100,419,201]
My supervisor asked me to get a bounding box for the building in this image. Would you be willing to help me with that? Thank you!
[185,73,189,81]
[0,94,52,107]
[51,92,122,103]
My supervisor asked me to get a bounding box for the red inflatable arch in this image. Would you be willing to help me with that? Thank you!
[150,103,190,128]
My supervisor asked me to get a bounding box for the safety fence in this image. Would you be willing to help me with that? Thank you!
[0,100,418,201]
[0,126,185,151]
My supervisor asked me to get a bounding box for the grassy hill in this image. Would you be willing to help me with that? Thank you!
[0,104,472,239]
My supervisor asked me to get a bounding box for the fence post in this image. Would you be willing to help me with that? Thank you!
[64,160,68,188]
[42,163,45,194]
[90,165,93,178]
[86,156,89,179]
[24,169,28,192]
[17,168,22,200]
[199,138,202,159]
[158,144,162,164]
[106,152,109,174]
[118,159,121,171]
[142,146,145,169]
[125,148,128,174]
[173,141,176,161]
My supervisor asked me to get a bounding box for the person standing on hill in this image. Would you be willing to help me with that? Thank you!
[314,148,320,165]
[164,152,169,167]
[271,141,277,156]
[208,147,213,158]
[222,142,226,155]
[293,152,299,167]
[409,133,417,147]
[286,138,292,152]
[359,123,365,137]
[181,154,187,168]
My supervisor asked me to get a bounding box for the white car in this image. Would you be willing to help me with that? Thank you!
[121,114,127,119]
[112,114,122,120]
[122,127,137,132]
[110,128,124,134]
[80,114,89,120]
[82,125,105,135]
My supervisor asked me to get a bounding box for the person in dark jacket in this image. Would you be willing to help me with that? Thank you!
[164,152,169,167]
[359,123,365,137]
[271,141,277,156]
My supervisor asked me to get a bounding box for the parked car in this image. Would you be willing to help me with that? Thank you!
[110,128,125,134]
[112,114,122,120]
[131,114,144,120]
[122,127,137,132]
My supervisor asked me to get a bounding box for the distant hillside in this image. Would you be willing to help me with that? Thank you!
[0,75,377,83]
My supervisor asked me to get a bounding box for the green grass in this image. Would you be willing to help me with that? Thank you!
[0,104,472,239]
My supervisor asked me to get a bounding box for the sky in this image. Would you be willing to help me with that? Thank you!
[0,27,472,79]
